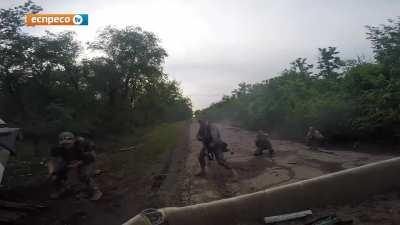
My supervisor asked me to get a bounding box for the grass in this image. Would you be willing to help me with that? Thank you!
[2,140,52,187]
[104,121,186,178]
[2,121,187,188]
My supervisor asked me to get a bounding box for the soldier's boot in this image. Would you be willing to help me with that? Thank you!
[84,175,102,201]
[216,159,231,170]
[196,153,207,176]
[90,189,103,201]
[50,186,68,199]
[311,142,318,151]
[195,169,206,177]
[50,178,69,199]
[269,149,275,158]
[221,162,231,170]
[254,148,263,156]
[195,157,207,176]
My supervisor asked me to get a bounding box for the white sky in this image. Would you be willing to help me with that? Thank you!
[2,0,400,109]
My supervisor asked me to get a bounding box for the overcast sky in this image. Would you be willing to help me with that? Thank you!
[2,0,400,109]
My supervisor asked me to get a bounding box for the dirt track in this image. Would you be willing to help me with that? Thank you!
[181,122,395,205]
[5,121,398,225]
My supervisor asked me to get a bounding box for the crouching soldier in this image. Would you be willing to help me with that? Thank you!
[196,120,231,176]
[47,131,102,200]
[254,130,274,157]
[306,126,324,151]
[0,119,20,184]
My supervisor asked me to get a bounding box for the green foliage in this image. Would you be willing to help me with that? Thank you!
[317,47,345,79]
[0,1,192,138]
[201,18,400,140]
[5,121,187,188]
[367,18,400,75]
[0,0,41,35]
[107,121,186,177]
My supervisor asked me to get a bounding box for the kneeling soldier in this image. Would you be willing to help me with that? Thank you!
[306,126,324,151]
[254,130,274,157]
[47,131,102,200]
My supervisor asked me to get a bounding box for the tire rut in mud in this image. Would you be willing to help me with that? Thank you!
[149,121,192,207]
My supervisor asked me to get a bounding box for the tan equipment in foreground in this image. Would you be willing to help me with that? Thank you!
[123,157,400,225]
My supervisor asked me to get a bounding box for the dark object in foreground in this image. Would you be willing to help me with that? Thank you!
[0,199,47,224]
[305,214,353,225]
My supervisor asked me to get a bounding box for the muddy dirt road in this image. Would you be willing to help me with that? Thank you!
[181,122,395,205]
[4,121,397,225]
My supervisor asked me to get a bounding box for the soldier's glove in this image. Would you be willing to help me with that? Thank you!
[207,152,214,160]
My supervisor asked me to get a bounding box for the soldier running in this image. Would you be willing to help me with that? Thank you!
[254,130,274,157]
[47,131,102,200]
[196,120,231,176]
[306,126,324,151]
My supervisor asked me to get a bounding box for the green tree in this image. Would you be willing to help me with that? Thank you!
[0,1,42,120]
[316,47,344,79]
[88,26,167,105]
[290,57,313,77]
[367,18,400,77]
[200,20,400,141]
[1,2,192,138]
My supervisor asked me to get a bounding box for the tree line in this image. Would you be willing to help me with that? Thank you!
[0,1,192,139]
[199,17,400,142]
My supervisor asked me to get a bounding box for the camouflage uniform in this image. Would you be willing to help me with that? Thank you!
[0,119,20,184]
[306,127,324,151]
[48,132,101,200]
[254,131,274,157]
[197,121,230,175]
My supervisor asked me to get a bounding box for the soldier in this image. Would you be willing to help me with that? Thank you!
[196,119,212,159]
[47,131,102,200]
[196,120,231,176]
[306,126,324,151]
[254,130,274,157]
[0,119,6,128]
[0,119,20,184]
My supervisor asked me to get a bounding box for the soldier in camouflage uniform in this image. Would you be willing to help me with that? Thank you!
[47,131,102,200]
[0,119,21,184]
[254,130,274,157]
[196,120,231,176]
[306,126,324,151]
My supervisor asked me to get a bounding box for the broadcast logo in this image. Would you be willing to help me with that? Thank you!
[26,14,89,26]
